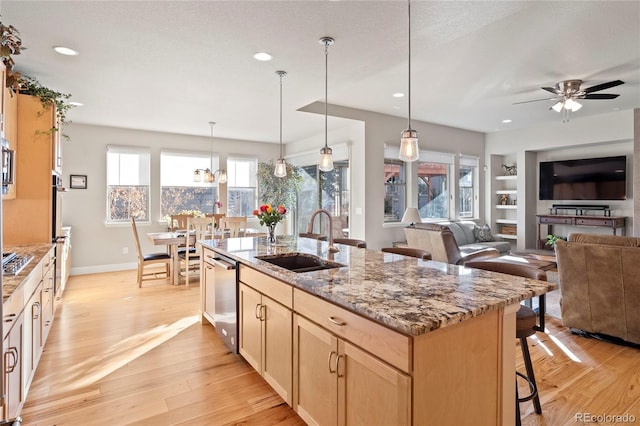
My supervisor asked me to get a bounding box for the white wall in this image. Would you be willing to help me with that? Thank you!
[294,102,486,250]
[62,123,279,274]
[486,109,636,245]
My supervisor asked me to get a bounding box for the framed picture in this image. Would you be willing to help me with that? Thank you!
[70,174,87,189]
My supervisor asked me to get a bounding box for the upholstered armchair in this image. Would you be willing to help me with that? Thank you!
[555,233,640,345]
[404,223,499,265]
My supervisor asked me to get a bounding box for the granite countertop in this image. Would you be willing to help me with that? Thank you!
[200,236,556,337]
[2,243,54,302]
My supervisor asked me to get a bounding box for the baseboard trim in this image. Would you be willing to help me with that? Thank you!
[70,262,137,276]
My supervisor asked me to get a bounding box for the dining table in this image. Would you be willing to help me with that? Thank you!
[147,228,264,285]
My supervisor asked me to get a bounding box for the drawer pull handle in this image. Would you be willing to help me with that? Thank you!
[328,351,337,374]
[328,316,346,327]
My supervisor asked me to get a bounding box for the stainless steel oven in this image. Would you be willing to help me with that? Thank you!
[2,138,15,194]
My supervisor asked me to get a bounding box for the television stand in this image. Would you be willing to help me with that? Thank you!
[549,204,611,216]
[536,214,626,249]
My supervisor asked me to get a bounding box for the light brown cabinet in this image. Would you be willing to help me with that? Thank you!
[293,312,411,426]
[3,312,23,420]
[238,267,292,405]
[2,85,18,201]
[3,94,58,245]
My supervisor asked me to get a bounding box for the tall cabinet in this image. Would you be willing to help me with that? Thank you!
[2,94,58,245]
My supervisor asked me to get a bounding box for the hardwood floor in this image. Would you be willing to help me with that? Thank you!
[22,270,639,425]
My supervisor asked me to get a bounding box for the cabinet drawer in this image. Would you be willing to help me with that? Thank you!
[294,289,411,373]
[41,248,55,277]
[201,247,218,268]
[240,266,292,309]
[576,218,612,227]
[3,291,24,338]
[539,216,573,225]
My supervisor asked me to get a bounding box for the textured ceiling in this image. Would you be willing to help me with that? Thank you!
[3,1,639,143]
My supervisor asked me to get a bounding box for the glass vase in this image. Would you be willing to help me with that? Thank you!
[267,223,276,244]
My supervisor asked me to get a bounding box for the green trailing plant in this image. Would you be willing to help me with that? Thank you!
[18,75,75,140]
[0,17,25,91]
[545,234,566,247]
[257,161,303,210]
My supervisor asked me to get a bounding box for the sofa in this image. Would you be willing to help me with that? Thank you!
[555,233,640,345]
[437,221,511,255]
[404,222,503,265]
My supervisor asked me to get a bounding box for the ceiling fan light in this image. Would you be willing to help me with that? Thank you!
[551,101,564,112]
[565,98,582,112]
[319,146,334,172]
[399,129,419,162]
[274,158,287,177]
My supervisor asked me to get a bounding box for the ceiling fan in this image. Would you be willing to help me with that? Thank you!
[515,79,624,120]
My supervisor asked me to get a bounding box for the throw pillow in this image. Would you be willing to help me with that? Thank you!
[474,224,495,242]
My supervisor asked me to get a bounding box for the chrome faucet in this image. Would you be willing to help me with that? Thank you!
[307,209,339,253]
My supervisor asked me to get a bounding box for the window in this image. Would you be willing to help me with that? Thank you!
[160,150,219,219]
[227,156,257,216]
[384,158,406,223]
[459,156,478,218]
[106,145,150,222]
[417,151,452,220]
[296,161,350,235]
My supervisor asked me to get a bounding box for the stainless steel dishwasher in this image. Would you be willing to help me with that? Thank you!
[210,253,239,353]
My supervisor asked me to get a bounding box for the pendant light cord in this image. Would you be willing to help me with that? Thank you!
[324,40,329,150]
[407,0,412,131]
[279,73,283,158]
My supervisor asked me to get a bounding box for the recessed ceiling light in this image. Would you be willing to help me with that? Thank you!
[253,52,272,61]
[69,101,84,107]
[501,119,512,123]
[53,46,79,56]
[392,92,405,98]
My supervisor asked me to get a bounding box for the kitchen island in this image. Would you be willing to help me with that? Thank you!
[200,236,556,425]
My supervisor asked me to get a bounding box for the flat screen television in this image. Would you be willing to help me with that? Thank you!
[539,155,627,201]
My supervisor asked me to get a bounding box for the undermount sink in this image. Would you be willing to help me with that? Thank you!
[256,253,344,273]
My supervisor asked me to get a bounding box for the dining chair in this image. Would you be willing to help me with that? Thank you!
[206,213,226,231]
[178,216,214,286]
[222,216,247,237]
[130,217,171,287]
[170,214,192,231]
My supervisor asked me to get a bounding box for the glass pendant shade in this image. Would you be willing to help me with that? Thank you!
[319,146,334,172]
[193,170,201,182]
[218,170,228,184]
[274,158,287,177]
[399,129,419,162]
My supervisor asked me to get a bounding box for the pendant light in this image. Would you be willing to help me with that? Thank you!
[193,122,227,184]
[318,36,334,172]
[399,0,419,162]
[274,70,287,178]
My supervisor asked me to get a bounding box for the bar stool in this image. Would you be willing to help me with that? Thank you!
[464,259,546,425]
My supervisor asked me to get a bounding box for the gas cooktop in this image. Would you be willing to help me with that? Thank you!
[2,252,34,276]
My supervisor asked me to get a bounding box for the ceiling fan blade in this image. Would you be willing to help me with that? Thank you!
[583,93,620,100]
[513,97,558,105]
[542,86,562,95]
[583,80,624,93]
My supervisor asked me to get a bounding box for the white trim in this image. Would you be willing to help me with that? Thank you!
[419,150,454,164]
[71,263,137,276]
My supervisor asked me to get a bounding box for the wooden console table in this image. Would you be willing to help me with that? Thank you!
[536,214,626,249]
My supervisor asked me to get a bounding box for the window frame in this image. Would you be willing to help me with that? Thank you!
[106,145,151,224]
[416,150,454,222]
[458,155,479,219]
[226,155,258,217]
[384,151,407,224]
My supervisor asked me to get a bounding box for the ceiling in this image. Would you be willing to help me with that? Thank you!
[3,1,639,144]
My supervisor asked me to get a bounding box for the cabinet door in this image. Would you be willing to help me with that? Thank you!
[239,283,262,372]
[262,295,292,405]
[339,340,411,426]
[293,314,338,426]
[22,289,42,388]
[41,265,55,345]
[3,315,24,420]
[201,260,215,324]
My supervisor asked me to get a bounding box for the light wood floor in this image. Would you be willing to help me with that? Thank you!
[21,270,639,425]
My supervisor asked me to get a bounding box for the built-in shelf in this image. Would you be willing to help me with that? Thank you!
[495,190,518,195]
[496,219,518,224]
[496,205,517,209]
[495,175,518,181]
[495,233,518,240]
